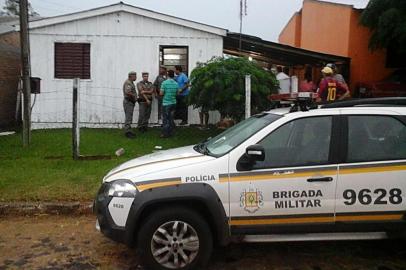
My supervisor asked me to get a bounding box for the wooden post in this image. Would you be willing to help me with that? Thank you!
[19,0,31,147]
[72,78,80,160]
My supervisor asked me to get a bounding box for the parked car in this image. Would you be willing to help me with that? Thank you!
[94,98,406,270]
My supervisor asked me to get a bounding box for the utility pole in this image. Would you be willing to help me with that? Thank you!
[19,0,32,147]
[239,0,247,52]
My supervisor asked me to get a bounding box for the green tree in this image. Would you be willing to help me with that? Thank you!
[360,0,406,54]
[189,57,278,122]
[1,0,39,17]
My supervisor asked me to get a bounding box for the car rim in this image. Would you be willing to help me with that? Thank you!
[151,220,200,269]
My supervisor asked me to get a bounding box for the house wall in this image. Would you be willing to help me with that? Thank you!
[29,11,223,129]
[0,32,20,130]
[279,12,301,47]
[300,0,351,57]
[278,0,393,92]
[347,8,393,89]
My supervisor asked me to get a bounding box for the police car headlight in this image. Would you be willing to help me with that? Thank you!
[107,180,138,198]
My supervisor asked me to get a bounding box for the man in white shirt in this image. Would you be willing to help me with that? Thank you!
[276,66,291,94]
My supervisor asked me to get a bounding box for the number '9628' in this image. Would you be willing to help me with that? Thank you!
[343,188,403,205]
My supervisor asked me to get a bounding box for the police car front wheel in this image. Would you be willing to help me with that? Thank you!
[137,206,213,270]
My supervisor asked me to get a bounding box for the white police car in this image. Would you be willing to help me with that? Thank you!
[94,98,406,270]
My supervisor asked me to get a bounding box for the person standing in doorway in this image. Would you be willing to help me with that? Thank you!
[122,71,137,138]
[137,72,154,133]
[160,70,179,138]
[174,65,190,125]
[153,66,167,125]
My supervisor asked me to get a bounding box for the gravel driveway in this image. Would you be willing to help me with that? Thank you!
[0,215,405,270]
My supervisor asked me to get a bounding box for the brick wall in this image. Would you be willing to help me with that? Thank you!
[0,32,21,130]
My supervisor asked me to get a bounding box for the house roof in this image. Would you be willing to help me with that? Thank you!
[0,16,18,35]
[27,2,227,36]
[224,32,350,66]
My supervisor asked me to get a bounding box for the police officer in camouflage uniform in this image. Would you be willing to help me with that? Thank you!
[153,66,167,125]
[137,72,154,132]
[123,71,137,138]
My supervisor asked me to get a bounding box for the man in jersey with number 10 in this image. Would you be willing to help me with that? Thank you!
[318,66,350,102]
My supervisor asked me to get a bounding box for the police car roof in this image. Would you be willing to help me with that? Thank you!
[321,97,406,108]
[266,98,406,116]
[265,107,292,115]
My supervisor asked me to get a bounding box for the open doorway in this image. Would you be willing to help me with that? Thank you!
[159,46,189,75]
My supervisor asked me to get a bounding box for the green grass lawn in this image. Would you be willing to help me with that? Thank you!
[0,127,219,202]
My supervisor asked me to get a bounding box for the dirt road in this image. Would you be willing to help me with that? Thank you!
[0,215,405,270]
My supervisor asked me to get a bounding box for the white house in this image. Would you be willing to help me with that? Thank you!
[29,2,226,129]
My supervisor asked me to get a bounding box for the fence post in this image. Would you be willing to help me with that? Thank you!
[245,74,251,119]
[72,78,80,160]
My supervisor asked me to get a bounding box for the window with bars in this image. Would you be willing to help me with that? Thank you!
[159,46,188,75]
[54,43,91,79]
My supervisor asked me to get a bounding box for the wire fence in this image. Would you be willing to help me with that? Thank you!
[30,82,222,138]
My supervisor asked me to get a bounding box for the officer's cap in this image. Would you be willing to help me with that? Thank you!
[128,71,137,76]
[142,72,149,76]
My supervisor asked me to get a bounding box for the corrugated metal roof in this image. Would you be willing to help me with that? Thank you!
[0,16,42,35]
[0,16,18,23]
[0,17,18,35]
[224,32,350,66]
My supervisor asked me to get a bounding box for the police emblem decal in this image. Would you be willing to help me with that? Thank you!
[240,188,264,213]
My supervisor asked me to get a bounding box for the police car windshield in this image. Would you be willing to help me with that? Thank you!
[199,113,281,157]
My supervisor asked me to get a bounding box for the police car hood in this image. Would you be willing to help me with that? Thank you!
[103,145,213,182]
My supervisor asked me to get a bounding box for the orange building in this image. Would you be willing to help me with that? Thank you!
[279,0,393,92]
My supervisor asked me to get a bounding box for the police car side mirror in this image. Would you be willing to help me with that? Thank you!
[237,145,265,171]
[246,145,265,162]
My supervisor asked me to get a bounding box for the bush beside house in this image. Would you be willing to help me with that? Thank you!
[189,57,278,122]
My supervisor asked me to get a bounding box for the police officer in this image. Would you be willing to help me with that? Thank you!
[123,71,137,138]
[153,66,167,125]
[137,72,154,132]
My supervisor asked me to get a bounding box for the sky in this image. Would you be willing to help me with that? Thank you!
[0,0,369,41]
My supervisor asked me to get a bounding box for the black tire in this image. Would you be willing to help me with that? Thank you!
[137,206,213,270]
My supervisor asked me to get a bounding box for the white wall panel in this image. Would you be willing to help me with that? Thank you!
[30,12,223,129]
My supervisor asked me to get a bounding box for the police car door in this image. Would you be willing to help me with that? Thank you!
[336,110,406,230]
[228,113,339,234]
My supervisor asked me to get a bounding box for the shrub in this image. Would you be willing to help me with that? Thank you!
[189,57,278,121]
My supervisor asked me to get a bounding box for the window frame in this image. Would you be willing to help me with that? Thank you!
[248,115,341,170]
[342,114,406,164]
[54,42,91,80]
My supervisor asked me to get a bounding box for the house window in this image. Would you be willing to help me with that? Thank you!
[54,43,90,79]
[159,46,188,74]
